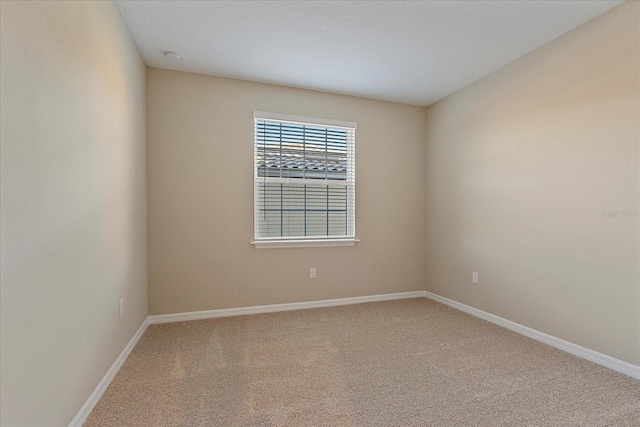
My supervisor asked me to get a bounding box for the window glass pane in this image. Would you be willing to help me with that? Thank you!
[256,120,347,181]
[255,114,354,240]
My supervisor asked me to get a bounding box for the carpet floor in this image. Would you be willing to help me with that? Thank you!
[85,298,640,426]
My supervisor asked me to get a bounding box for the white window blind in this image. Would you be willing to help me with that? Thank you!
[253,112,356,243]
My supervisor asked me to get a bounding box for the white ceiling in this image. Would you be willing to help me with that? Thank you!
[115,0,622,107]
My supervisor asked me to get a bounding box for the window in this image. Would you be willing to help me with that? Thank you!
[253,112,357,248]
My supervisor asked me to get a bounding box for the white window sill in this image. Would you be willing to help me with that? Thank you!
[251,238,359,249]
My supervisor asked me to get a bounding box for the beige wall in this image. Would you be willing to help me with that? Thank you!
[424,1,639,365]
[0,1,147,425]
[147,68,426,315]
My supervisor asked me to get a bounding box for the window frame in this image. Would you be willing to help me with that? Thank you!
[251,111,358,249]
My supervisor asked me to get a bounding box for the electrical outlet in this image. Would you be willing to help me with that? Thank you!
[472,272,479,284]
[119,299,124,317]
[310,268,317,279]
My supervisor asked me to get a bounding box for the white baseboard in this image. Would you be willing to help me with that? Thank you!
[148,291,427,324]
[69,317,149,427]
[424,291,640,380]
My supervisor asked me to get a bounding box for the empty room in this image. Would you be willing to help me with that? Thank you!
[1,0,639,425]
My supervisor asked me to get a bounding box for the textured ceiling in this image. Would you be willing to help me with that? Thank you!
[115,0,622,106]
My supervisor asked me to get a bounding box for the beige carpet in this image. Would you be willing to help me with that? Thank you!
[85,298,640,426]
